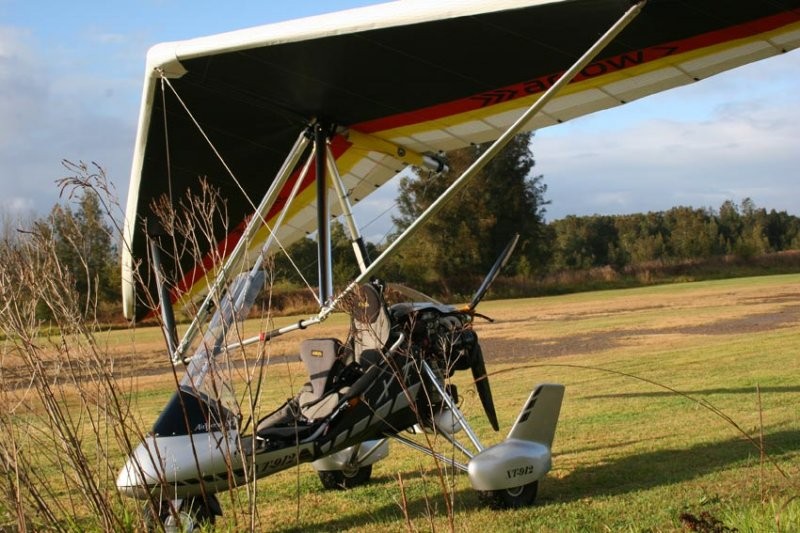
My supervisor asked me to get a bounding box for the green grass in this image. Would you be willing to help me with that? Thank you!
[198,274,800,531]
[6,274,799,531]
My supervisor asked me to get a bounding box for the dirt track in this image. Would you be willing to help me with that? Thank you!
[2,278,798,388]
[478,285,800,363]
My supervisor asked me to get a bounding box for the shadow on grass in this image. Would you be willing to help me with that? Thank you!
[270,429,800,532]
[585,384,800,399]
[548,428,799,501]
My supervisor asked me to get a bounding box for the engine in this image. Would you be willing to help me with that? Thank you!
[390,303,478,376]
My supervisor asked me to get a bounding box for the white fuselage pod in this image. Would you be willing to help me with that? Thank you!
[467,438,552,491]
[468,383,564,492]
[116,431,315,499]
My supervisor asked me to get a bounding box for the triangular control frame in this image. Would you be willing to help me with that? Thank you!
[150,0,647,367]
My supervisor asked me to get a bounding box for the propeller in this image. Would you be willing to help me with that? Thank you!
[469,343,499,431]
[465,233,519,432]
[465,233,520,312]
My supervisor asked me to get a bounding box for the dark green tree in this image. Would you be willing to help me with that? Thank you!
[272,221,376,289]
[613,213,667,265]
[391,132,548,295]
[717,200,743,253]
[550,215,621,269]
[764,209,800,251]
[664,206,718,259]
[36,190,118,316]
[550,215,591,270]
[732,198,769,258]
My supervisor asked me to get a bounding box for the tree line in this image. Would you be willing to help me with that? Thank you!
[547,199,800,271]
[275,133,800,298]
[5,137,799,320]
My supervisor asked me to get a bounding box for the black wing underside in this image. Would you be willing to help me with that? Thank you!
[122,0,800,320]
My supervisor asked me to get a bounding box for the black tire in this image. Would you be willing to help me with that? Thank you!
[477,480,538,510]
[145,495,219,532]
[317,464,373,490]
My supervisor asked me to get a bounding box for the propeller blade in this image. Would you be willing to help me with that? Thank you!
[467,233,520,311]
[470,343,499,431]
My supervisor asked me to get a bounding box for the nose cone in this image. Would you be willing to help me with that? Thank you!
[468,439,551,491]
[116,431,240,500]
[116,438,162,499]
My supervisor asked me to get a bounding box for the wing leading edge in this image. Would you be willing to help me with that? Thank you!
[122,0,800,320]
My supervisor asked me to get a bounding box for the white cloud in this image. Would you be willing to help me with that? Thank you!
[1,7,799,232]
[0,27,48,145]
[0,26,135,218]
[88,31,128,45]
[3,196,34,212]
[534,55,800,220]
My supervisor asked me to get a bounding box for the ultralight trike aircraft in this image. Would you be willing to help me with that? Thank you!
[115,0,800,528]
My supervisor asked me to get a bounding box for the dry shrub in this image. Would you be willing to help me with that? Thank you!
[0,223,147,531]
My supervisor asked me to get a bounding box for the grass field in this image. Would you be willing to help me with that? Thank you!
[2,274,799,531]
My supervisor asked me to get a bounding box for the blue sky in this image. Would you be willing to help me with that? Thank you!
[2,0,799,239]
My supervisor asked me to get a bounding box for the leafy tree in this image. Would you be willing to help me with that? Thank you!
[613,213,667,264]
[545,198,800,273]
[391,132,548,295]
[331,221,378,285]
[717,200,743,253]
[550,215,623,270]
[271,232,318,287]
[664,206,718,259]
[733,198,769,258]
[35,189,118,316]
[272,220,375,290]
[764,209,800,251]
[551,216,591,270]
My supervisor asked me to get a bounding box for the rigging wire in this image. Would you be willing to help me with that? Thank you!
[157,72,319,300]
[353,165,450,248]
[356,198,399,247]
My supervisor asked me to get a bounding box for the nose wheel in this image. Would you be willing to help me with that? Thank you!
[145,495,220,532]
[317,464,373,490]
[478,480,538,509]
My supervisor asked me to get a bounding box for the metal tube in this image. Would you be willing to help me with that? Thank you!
[230,144,318,317]
[315,124,332,304]
[187,143,319,365]
[174,129,311,361]
[149,236,178,356]
[351,1,647,286]
[197,146,319,363]
[390,433,468,473]
[438,427,475,460]
[249,144,316,276]
[421,361,484,452]
[327,146,370,271]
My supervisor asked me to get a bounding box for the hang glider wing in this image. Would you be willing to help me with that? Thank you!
[122,0,800,320]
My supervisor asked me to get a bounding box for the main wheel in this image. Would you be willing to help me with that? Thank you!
[317,464,373,490]
[477,480,538,509]
[145,495,220,532]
